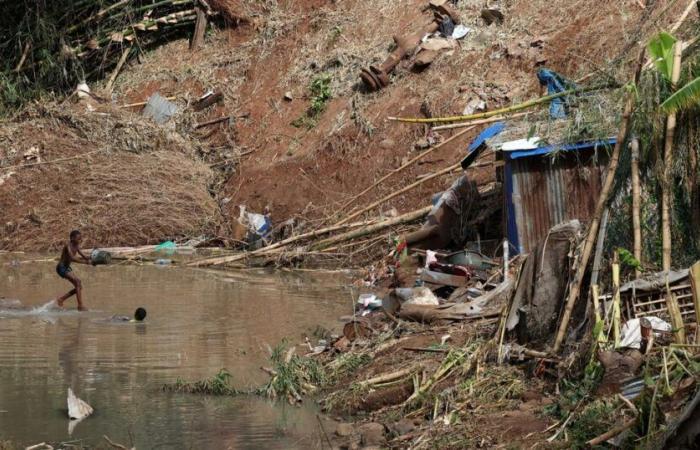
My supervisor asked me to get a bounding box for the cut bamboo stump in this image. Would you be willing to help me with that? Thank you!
[190,4,208,50]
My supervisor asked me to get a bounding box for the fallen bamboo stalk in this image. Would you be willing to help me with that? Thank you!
[388,85,608,124]
[121,96,177,108]
[195,113,248,129]
[586,418,636,446]
[552,52,645,353]
[195,115,231,128]
[359,367,417,386]
[187,218,379,267]
[331,126,475,219]
[430,112,530,131]
[336,162,460,226]
[312,206,432,251]
[403,347,449,353]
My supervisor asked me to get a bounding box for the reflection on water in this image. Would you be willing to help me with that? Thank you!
[0,258,351,449]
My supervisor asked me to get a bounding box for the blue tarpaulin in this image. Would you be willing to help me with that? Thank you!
[460,121,506,169]
[537,68,576,119]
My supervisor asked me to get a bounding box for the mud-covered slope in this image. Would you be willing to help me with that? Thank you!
[0,0,688,250]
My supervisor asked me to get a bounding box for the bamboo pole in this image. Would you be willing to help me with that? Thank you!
[121,96,177,108]
[666,293,686,344]
[586,418,636,447]
[631,138,642,278]
[552,53,644,353]
[429,112,529,131]
[689,260,700,327]
[387,85,607,124]
[331,126,475,220]
[335,162,460,226]
[187,219,378,267]
[105,44,132,94]
[312,206,432,251]
[662,42,683,272]
[612,251,622,348]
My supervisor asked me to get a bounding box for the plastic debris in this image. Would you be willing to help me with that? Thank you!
[619,316,672,349]
[537,68,576,119]
[67,388,93,421]
[452,24,471,40]
[143,92,179,124]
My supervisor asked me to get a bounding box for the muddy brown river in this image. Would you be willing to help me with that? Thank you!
[0,257,351,449]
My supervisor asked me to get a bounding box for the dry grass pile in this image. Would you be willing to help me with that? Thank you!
[0,102,222,251]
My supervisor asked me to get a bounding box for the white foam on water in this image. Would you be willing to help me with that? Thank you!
[0,299,85,317]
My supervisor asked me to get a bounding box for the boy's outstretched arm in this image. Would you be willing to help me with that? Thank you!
[74,247,91,264]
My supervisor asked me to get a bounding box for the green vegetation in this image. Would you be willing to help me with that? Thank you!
[256,342,326,402]
[0,1,200,115]
[163,368,241,395]
[292,73,332,129]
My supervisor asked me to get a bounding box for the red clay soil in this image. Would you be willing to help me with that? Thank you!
[1,0,690,250]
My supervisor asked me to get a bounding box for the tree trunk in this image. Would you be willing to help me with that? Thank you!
[631,138,642,278]
[662,42,682,272]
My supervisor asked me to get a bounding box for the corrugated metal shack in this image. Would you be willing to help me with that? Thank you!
[499,138,615,254]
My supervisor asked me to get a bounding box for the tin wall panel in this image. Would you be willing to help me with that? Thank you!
[509,149,605,252]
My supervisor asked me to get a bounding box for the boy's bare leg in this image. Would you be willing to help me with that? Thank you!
[56,288,77,307]
[63,273,86,311]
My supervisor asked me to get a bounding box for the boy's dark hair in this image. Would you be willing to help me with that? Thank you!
[134,307,147,321]
[69,230,81,240]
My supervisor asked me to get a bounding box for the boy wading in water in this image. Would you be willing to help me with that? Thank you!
[55,230,90,311]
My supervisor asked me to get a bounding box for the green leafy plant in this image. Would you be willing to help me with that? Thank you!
[661,76,700,113]
[257,341,326,402]
[292,73,332,129]
[617,247,642,271]
[648,32,677,81]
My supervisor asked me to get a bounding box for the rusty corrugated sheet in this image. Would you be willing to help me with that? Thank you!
[510,149,606,252]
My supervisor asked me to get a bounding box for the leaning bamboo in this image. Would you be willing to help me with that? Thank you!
[387,85,607,124]
[662,42,682,272]
[335,162,460,226]
[552,53,644,353]
[312,206,432,250]
[331,126,475,219]
[105,44,132,94]
[631,138,642,278]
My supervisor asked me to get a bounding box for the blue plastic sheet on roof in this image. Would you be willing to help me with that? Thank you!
[506,138,616,160]
[460,121,506,169]
[537,68,577,119]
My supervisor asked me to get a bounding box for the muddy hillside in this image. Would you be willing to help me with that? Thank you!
[0,0,667,251]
